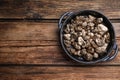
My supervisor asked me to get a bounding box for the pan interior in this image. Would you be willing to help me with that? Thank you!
[61,10,115,63]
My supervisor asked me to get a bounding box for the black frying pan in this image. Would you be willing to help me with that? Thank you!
[58,10,118,64]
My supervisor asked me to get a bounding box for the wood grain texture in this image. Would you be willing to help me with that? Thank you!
[0,66,120,80]
[0,22,120,41]
[0,22,119,65]
[0,45,120,65]
[0,22,58,41]
[0,0,120,19]
[0,0,120,80]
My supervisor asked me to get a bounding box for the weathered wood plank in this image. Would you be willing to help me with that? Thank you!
[0,22,58,40]
[0,22,119,41]
[0,0,120,19]
[0,40,58,47]
[0,45,120,65]
[0,66,119,80]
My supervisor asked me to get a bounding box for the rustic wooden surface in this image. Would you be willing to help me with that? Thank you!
[0,0,120,80]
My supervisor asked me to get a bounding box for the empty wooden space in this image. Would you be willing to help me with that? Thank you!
[0,66,120,80]
[0,0,120,80]
[0,0,120,19]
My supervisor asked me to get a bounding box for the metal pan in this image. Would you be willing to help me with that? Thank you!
[58,10,118,64]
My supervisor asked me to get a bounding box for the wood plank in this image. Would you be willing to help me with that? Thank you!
[0,22,120,65]
[0,22,58,40]
[0,66,119,80]
[0,40,58,47]
[0,0,120,19]
[0,22,120,41]
[0,45,120,65]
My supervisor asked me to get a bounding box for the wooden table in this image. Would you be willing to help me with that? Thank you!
[0,0,120,80]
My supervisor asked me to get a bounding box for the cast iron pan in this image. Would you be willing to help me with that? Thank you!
[58,10,118,64]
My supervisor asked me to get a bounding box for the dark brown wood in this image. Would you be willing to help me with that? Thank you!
[0,22,119,65]
[0,40,58,47]
[0,22,119,41]
[0,0,120,19]
[0,66,120,80]
[0,22,58,40]
[0,44,120,65]
[0,0,120,80]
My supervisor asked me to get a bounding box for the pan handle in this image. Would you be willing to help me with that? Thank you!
[58,12,73,29]
[103,42,118,61]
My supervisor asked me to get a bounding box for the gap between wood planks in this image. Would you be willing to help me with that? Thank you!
[0,63,120,67]
[0,18,120,23]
